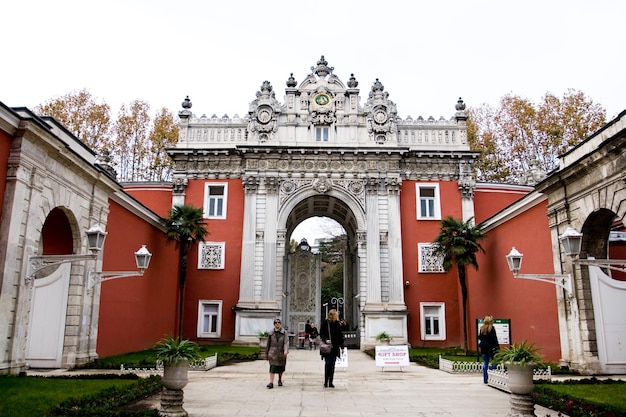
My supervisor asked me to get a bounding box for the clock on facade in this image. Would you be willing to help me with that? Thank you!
[257,108,272,124]
[314,93,330,106]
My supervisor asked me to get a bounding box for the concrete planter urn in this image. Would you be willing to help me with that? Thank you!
[259,331,269,360]
[505,363,535,394]
[154,336,200,417]
[162,359,190,390]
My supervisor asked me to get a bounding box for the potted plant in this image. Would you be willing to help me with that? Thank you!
[493,340,544,394]
[154,335,201,390]
[375,331,393,345]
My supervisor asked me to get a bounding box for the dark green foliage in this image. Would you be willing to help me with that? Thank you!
[0,374,161,417]
[533,379,626,417]
[153,335,201,364]
[81,345,260,370]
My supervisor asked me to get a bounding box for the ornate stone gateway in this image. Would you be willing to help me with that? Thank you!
[169,56,474,348]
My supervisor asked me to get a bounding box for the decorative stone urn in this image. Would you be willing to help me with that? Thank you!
[162,359,190,390]
[506,363,536,417]
[506,363,535,394]
[259,337,269,360]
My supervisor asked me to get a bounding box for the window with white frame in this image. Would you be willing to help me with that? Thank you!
[204,183,227,219]
[315,127,329,142]
[198,242,225,269]
[418,243,445,273]
[420,302,446,341]
[197,300,222,338]
[416,183,441,219]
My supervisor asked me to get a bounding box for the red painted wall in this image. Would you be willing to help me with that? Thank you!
[97,200,179,357]
[178,178,244,342]
[473,184,532,224]
[468,200,562,362]
[122,184,173,218]
[401,180,465,347]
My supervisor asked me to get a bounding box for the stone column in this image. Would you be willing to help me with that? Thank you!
[386,179,405,305]
[238,177,258,305]
[365,178,381,305]
[262,177,279,302]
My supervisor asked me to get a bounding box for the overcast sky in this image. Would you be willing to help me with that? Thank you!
[2,0,624,241]
[2,0,624,121]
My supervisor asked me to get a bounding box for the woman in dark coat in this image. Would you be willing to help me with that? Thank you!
[319,309,344,388]
[266,318,289,388]
[478,315,500,384]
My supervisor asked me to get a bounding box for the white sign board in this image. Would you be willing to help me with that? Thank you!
[375,345,410,368]
[335,348,348,368]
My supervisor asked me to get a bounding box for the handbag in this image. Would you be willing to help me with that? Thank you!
[319,322,333,354]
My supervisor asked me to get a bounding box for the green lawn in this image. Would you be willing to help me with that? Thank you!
[0,375,136,417]
[537,382,626,409]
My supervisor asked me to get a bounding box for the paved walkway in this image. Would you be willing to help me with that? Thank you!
[175,348,560,417]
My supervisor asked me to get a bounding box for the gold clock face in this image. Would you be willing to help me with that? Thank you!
[314,93,330,106]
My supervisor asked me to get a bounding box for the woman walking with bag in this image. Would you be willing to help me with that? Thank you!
[319,309,344,388]
[477,315,499,384]
[266,318,289,388]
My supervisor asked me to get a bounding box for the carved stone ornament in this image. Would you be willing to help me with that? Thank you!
[312,175,333,193]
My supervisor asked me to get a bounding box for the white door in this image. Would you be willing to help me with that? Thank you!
[26,263,71,368]
[588,265,626,374]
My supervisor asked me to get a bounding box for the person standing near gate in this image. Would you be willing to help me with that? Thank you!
[478,315,499,384]
[266,318,289,388]
[320,309,344,388]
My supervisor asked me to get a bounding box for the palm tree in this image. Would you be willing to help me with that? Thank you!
[164,205,209,338]
[433,216,486,351]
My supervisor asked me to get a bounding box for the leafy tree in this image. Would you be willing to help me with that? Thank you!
[164,205,209,338]
[114,100,151,182]
[148,107,179,181]
[433,216,486,351]
[468,90,606,183]
[34,89,112,153]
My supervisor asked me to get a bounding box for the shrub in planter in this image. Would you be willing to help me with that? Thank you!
[153,335,201,390]
[493,340,544,395]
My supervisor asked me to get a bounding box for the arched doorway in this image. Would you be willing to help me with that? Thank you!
[26,208,78,368]
[579,210,626,373]
[284,211,357,347]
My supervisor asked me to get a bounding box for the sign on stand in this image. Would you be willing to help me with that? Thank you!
[375,345,410,370]
[476,318,511,345]
[335,348,348,368]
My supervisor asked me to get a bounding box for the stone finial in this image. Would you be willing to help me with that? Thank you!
[455,97,466,111]
[286,73,297,87]
[311,55,334,78]
[523,158,547,186]
[179,96,192,119]
[347,73,358,89]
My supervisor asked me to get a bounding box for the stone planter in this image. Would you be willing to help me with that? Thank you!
[506,362,535,394]
[162,359,189,390]
[259,337,268,360]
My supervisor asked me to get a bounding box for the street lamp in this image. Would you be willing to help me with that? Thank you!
[505,247,573,297]
[27,225,108,279]
[88,244,153,291]
[27,225,153,290]
[558,225,626,273]
[506,224,626,297]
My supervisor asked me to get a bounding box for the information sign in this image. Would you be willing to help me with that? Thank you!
[476,318,511,345]
[375,345,410,368]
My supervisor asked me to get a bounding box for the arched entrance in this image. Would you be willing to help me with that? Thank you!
[579,210,626,373]
[26,208,78,368]
[282,196,360,346]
